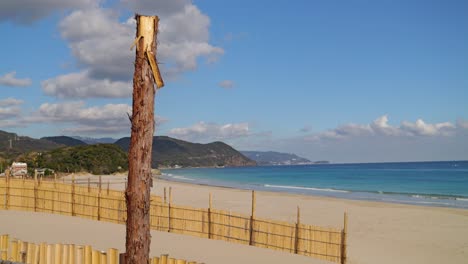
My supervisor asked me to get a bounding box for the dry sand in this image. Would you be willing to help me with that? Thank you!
[3,174,468,264]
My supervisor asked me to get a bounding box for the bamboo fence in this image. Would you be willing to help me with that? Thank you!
[0,234,199,264]
[0,177,348,263]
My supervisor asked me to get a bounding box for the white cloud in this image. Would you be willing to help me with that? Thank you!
[42,70,131,98]
[0,0,98,24]
[400,119,455,136]
[0,98,24,107]
[0,106,21,119]
[169,122,250,142]
[22,101,167,135]
[219,80,234,89]
[0,72,32,87]
[0,98,24,127]
[306,115,459,141]
[44,1,223,98]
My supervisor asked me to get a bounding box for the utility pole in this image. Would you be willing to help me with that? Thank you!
[125,14,164,264]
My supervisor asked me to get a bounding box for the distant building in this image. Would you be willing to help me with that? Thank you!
[11,162,27,177]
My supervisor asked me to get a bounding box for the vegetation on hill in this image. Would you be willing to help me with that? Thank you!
[115,136,256,168]
[41,136,87,146]
[0,130,63,169]
[18,144,128,175]
[241,151,320,166]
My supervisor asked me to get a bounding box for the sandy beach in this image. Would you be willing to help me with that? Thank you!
[2,174,468,264]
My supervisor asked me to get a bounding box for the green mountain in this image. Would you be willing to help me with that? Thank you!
[115,136,256,168]
[21,144,128,175]
[241,151,323,166]
[0,130,63,160]
[41,136,87,146]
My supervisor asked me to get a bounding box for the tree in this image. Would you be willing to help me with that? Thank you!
[125,14,164,263]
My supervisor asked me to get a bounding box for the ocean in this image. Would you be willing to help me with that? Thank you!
[161,161,468,209]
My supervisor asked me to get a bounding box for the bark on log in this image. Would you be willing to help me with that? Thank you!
[125,15,159,264]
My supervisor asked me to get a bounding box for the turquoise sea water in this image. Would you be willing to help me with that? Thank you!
[161,161,468,209]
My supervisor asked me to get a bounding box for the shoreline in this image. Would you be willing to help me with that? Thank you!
[159,171,468,210]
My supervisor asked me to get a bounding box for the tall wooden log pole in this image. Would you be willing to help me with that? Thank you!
[126,14,163,264]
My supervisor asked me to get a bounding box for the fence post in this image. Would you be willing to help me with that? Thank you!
[34,179,38,212]
[160,254,168,264]
[87,178,90,193]
[107,248,118,264]
[294,206,301,254]
[5,170,10,210]
[72,175,76,216]
[107,181,110,196]
[168,187,172,232]
[54,244,62,264]
[249,190,256,246]
[208,193,212,239]
[341,212,348,264]
[98,176,102,221]
[164,187,167,204]
[0,234,9,260]
[69,244,76,264]
[11,239,19,261]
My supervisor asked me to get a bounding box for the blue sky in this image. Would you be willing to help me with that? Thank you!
[0,0,467,162]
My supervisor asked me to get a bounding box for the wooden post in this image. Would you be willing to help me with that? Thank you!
[5,169,9,210]
[87,178,90,193]
[341,212,348,264]
[20,241,27,263]
[84,245,92,264]
[125,14,162,264]
[107,181,110,196]
[168,187,172,232]
[160,254,168,264]
[54,244,62,264]
[0,235,9,260]
[39,243,48,264]
[11,239,19,261]
[294,206,301,254]
[107,248,118,264]
[249,190,256,246]
[61,245,69,264]
[163,187,167,204]
[208,193,212,239]
[76,246,83,264]
[69,244,76,264]
[34,179,38,212]
[100,251,107,264]
[92,250,100,264]
[26,241,34,263]
[72,175,76,216]
[98,176,102,221]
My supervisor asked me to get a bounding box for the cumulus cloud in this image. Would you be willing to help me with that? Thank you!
[0,98,23,127]
[219,80,234,89]
[306,115,459,141]
[0,72,32,87]
[0,0,97,24]
[23,101,167,135]
[42,70,131,98]
[169,122,250,142]
[43,1,223,98]
[400,119,455,136]
[0,98,23,107]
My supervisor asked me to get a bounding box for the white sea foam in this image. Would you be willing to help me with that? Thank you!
[264,184,349,193]
[456,197,468,202]
[172,175,194,181]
